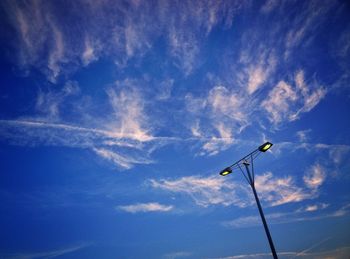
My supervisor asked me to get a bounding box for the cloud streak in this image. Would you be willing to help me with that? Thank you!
[150,166,326,209]
[0,119,155,169]
[117,202,173,213]
[150,175,251,208]
[211,246,350,259]
[3,243,90,259]
[223,203,350,229]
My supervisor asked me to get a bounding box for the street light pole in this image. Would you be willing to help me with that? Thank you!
[243,161,278,259]
[219,142,278,259]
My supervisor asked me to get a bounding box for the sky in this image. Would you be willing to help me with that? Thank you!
[0,0,350,258]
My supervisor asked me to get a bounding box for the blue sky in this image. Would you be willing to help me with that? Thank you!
[0,0,350,258]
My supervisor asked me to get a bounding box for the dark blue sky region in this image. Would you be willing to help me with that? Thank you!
[0,0,350,258]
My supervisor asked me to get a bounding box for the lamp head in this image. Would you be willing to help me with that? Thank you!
[259,142,273,152]
[219,167,232,176]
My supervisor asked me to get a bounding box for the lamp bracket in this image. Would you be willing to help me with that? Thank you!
[243,160,250,166]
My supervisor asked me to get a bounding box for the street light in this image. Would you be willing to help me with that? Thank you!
[219,142,278,259]
[219,167,232,176]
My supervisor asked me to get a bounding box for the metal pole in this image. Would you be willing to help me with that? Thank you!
[244,163,278,259]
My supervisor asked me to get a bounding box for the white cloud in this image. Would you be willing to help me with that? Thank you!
[122,16,153,59]
[284,1,336,57]
[163,251,192,259]
[304,203,329,212]
[223,213,284,229]
[247,66,267,94]
[3,243,90,259]
[260,0,280,14]
[262,70,326,124]
[165,1,245,75]
[212,246,350,259]
[246,53,277,95]
[47,19,65,82]
[332,204,350,217]
[215,123,232,140]
[185,94,207,115]
[200,137,234,156]
[223,203,350,229]
[150,164,326,209]
[261,80,297,124]
[106,84,153,142]
[289,87,326,121]
[150,175,251,208]
[195,121,234,156]
[168,28,199,76]
[190,120,202,138]
[303,164,326,190]
[208,86,246,123]
[305,205,318,212]
[238,33,278,96]
[0,119,156,169]
[35,0,241,77]
[35,81,80,120]
[82,37,99,66]
[296,129,311,142]
[250,164,326,207]
[93,148,153,169]
[328,145,350,165]
[16,8,32,57]
[156,79,174,100]
[186,86,248,156]
[11,1,46,67]
[117,202,173,213]
[255,172,314,206]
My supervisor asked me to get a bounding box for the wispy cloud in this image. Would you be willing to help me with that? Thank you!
[0,119,156,169]
[47,18,65,82]
[1,1,340,163]
[3,243,90,259]
[255,172,314,206]
[156,79,174,101]
[0,78,162,169]
[223,203,350,229]
[207,86,247,124]
[291,237,332,259]
[93,147,153,169]
[3,0,247,81]
[35,81,80,120]
[303,163,326,190]
[222,212,285,229]
[185,86,248,155]
[200,137,235,156]
[302,203,329,212]
[260,0,279,14]
[163,251,192,259]
[262,70,326,124]
[328,145,350,166]
[81,36,99,66]
[253,163,327,207]
[284,1,337,58]
[150,163,328,209]
[168,27,199,76]
[117,202,173,213]
[106,82,153,142]
[211,246,350,259]
[296,129,312,142]
[261,80,297,124]
[150,175,251,208]
[242,50,277,95]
